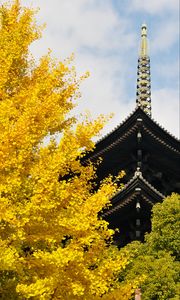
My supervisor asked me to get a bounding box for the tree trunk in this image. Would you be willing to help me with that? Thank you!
[135,288,141,300]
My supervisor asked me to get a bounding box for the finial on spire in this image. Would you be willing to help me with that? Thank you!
[136,24,152,116]
[140,23,148,57]
[141,23,147,37]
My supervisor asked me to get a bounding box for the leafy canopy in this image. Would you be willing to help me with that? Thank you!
[120,193,180,300]
[0,1,133,299]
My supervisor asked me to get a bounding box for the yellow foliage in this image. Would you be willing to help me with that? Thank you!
[0,1,133,299]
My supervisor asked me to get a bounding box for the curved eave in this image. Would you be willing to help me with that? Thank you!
[85,107,180,162]
[102,173,164,217]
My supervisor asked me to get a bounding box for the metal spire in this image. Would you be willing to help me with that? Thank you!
[136,24,151,116]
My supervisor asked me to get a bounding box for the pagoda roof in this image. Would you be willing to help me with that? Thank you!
[87,107,180,162]
[84,107,180,194]
[102,169,165,218]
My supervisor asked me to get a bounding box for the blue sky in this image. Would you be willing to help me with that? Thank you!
[19,0,180,137]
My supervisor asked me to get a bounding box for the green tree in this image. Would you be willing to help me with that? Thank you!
[120,193,180,300]
[147,193,180,259]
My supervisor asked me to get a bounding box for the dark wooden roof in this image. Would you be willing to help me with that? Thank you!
[83,107,180,246]
[102,170,164,218]
[86,107,180,161]
[101,169,166,247]
[84,107,180,195]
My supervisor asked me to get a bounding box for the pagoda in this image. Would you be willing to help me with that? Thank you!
[84,24,180,247]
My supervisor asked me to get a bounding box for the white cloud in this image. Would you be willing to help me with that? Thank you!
[154,61,179,81]
[23,0,137,135]
[71,52,135,136]
[151,19,179,53]
[6,0,179,138]
[152,88,179,138]
[131,0,179,14]
[24,0,135,56]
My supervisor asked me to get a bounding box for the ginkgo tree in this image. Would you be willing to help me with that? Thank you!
[0,1,134,299]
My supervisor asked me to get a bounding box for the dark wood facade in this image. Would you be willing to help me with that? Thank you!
[85,107,180,246]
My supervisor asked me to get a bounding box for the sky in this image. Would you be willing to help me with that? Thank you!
[11,0,180,137]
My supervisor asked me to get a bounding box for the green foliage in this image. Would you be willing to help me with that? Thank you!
[147,193,180,259]
[0,271,19,300]
[120,193,180,300]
